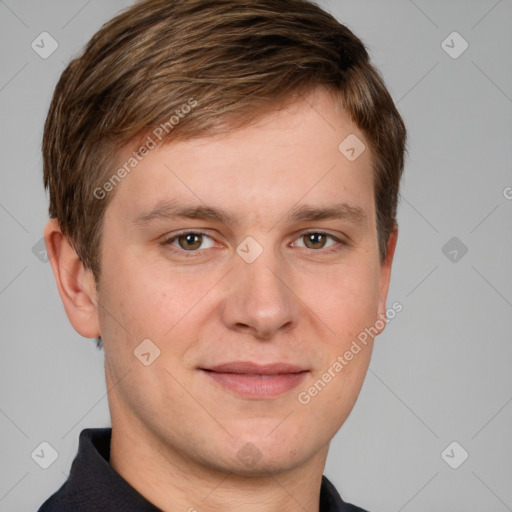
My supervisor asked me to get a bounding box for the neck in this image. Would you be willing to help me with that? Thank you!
[109,412,329,512]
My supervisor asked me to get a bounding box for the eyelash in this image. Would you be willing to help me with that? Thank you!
[161,230,347,257]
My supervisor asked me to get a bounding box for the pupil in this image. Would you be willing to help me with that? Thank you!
[307,233,324,248]
[180,233,201,250]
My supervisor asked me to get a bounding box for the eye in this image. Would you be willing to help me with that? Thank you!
[163,230,215,252]
[293,231,345,251]
[161,229,346,256]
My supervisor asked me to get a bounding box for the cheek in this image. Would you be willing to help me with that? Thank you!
[303,259,381,342]
[101,255,169,329]
[296,258,379,414]
[99,256,213,355]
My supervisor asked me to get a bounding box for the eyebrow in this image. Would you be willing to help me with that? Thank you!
[132,199,368,228]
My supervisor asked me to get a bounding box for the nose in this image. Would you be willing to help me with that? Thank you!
[219,244,300,340]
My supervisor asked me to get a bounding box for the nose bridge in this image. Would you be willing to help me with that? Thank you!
[241,244,284,300]
[223,235,298,338]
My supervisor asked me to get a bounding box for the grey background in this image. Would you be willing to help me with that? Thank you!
[1,0,511,511]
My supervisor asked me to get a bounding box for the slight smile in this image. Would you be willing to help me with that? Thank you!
[200,361,309,399]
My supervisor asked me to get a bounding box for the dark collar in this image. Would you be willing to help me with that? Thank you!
[38,428,369,512]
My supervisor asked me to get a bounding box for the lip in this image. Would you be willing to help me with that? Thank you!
[205,361,307,375]
[201,361,308,399]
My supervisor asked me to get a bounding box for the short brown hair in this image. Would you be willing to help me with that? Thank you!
[43,0,406,283]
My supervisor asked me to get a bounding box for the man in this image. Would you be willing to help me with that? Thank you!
[39,0,406,510]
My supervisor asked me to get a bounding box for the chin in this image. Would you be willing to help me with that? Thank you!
[218,428,317,476]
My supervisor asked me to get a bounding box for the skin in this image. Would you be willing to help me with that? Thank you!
[45,87,397,512]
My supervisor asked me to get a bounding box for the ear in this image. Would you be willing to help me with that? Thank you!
[44,218,101,338]
[375,226,398,332]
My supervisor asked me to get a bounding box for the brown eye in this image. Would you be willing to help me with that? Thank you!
[293,231,344,252]
[177,233,203,250]
[163,231,215,253]
[303,232,328,249]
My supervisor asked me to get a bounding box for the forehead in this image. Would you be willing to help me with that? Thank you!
[106,89,375,227]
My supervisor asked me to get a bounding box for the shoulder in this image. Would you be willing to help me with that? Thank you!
[343,503,373,512]
[321,475,374,512]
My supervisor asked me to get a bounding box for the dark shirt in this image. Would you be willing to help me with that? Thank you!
[37,428,370,512]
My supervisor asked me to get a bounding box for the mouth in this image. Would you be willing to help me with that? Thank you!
[200,361,309,399]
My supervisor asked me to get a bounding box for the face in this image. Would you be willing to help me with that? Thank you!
[93,88,396,475]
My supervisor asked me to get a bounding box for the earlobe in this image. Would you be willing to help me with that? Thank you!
[376,226,398,333]
[44,219,101,338]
